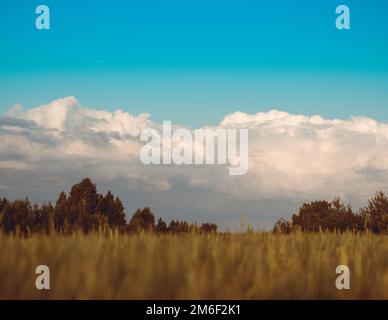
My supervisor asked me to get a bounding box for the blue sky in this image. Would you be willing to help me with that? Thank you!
[1,0,388,126]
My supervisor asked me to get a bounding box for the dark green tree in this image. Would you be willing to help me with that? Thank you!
[68,178,99,232]
[54,191,69,233]
[1,201,16,234]
[98,191,126,228]
[128,207,155,233]
[155,217,168,233]
[360,191,388,234]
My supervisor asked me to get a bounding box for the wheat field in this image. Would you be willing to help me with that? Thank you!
[1,231,388,299]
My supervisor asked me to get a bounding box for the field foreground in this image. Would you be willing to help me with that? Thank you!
[1,232,388,299]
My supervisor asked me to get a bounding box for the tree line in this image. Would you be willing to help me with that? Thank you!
[273,192,388,234]
[2,177,388,236]
[0,178,217,236]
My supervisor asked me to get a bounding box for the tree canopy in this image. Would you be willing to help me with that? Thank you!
[0,178,217,236]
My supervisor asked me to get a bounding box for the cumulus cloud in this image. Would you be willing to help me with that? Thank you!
[221,110,388,201]
[1,96,388,228]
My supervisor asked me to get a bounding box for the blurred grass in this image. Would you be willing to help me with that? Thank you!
[1,231,388,299]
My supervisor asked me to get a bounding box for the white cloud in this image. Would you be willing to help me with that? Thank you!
[1,96,388,227]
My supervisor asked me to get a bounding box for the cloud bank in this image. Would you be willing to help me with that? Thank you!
[1,96,388,229]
